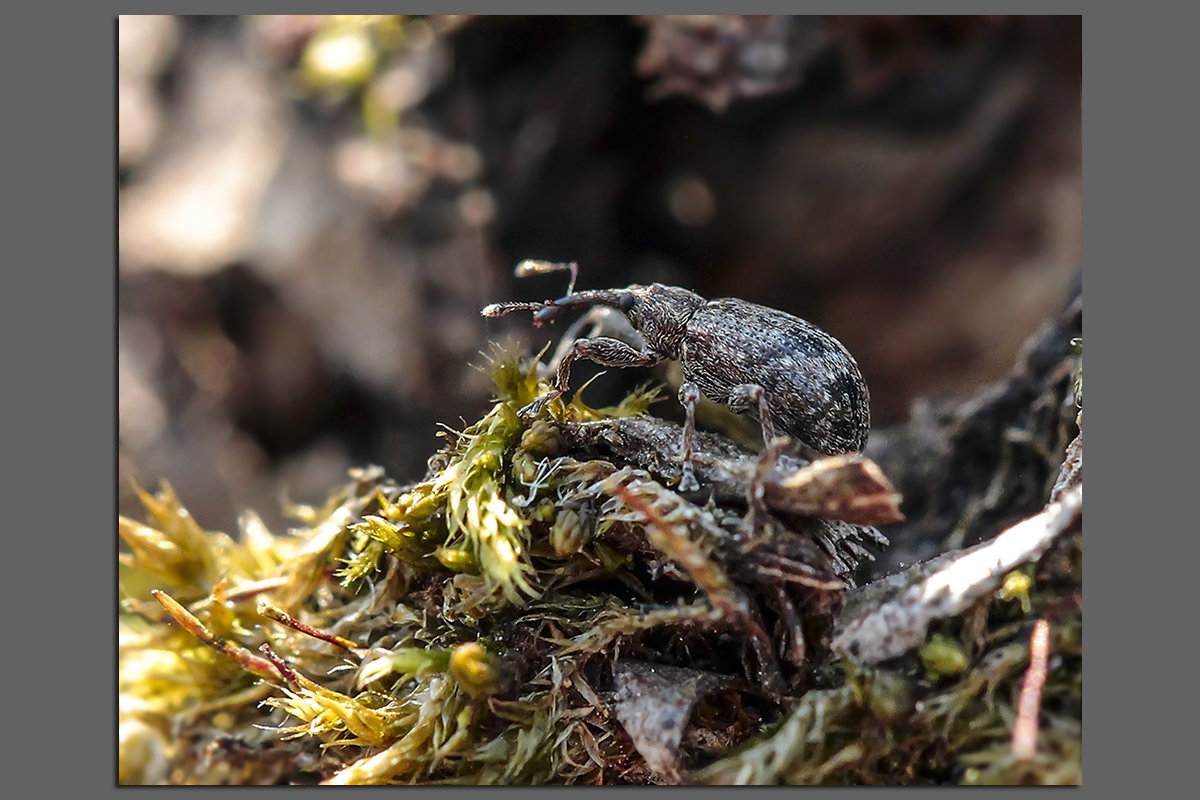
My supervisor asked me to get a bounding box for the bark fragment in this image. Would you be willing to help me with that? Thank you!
[831,484,1081,665]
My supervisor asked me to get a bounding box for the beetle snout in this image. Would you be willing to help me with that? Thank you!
[533,303,567,326]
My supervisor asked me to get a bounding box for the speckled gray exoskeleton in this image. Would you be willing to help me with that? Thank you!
[483,261,870,492]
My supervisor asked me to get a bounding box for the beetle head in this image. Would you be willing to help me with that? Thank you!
[533,283,704,357]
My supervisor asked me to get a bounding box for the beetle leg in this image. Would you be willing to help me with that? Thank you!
[729,383,776,446]
[677,381,701,492]
[544,307,643,378]
[521,337,664,417]
[747,435,789,523]
[771,584,807,669]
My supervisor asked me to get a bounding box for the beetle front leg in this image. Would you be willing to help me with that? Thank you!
[521,337,664,417]
[543,307,642,379]
[677,381,701,492]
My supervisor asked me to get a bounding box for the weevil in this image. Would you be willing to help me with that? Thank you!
[483,261,870,492]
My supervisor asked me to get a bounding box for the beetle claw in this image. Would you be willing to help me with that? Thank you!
[519,392,560,420]
[678,465,700,493]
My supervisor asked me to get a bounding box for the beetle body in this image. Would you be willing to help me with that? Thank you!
[483,273,870,490]
[680,296,870,455]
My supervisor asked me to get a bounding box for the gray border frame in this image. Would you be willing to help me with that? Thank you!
[15,2,1178,796]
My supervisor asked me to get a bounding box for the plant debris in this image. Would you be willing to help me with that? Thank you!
[634,15,826,112]
[120,306,1082,785]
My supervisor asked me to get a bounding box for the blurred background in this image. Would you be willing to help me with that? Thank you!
[118,15,1081,536]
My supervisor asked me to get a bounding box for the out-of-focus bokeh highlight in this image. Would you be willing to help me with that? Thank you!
[118,15,1080,534]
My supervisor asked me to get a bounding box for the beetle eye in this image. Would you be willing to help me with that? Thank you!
[618,294,636,313]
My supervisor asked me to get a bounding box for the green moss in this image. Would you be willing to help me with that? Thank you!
[920,633,970,680]
[118,348,1081,785]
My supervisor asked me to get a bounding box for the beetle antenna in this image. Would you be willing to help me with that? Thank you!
[481,301,548,317]
[514,260,579,297]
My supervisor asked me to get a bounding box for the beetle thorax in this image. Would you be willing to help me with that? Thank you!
[624,283,706,358]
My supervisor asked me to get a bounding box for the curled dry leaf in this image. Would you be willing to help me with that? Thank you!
[761,452,904,526]
[611,660,733,783]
